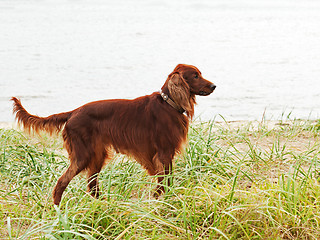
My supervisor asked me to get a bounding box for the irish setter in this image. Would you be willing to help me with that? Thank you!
[11,64,216,205]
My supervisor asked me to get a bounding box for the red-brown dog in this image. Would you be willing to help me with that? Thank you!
[12,64,216,205]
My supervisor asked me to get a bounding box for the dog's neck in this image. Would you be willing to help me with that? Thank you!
[160,91,185,114]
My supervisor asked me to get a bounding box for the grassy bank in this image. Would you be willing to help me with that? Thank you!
[1,120,320,239]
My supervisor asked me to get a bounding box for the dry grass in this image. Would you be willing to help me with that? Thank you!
[0,119,320,239]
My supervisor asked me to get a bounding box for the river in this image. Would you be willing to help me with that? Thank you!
[1,0,320,122]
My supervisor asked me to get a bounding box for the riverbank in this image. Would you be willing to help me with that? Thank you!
[1,119,320,239]
[0,122,16,129]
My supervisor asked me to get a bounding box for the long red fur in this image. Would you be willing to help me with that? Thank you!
[11,64,215,205]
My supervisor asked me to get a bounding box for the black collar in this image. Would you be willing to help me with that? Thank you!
[160,91,185,114]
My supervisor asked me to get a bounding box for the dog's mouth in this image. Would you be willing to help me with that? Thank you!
[199,91,211,96]
[198,84,216,96]
[193,84,216,96]
[199,89,215,96]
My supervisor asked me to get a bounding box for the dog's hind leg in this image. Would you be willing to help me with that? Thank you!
[52,160,85,205]
[52,129,91,205]
[86,146,108,199]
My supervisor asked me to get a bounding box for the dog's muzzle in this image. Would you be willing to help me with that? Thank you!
[199,84,216,96]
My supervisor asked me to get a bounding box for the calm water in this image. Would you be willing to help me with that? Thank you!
[1,0,320,122]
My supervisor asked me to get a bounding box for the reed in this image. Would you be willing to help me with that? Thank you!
[1,119,319,239]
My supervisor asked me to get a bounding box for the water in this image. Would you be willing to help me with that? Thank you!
[1,0,320,122]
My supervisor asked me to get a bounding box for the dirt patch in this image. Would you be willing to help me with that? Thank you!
[0,122,16,129]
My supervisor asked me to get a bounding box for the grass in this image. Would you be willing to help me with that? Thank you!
[0,119,320,239]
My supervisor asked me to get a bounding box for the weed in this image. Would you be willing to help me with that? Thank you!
[0,120,319,239]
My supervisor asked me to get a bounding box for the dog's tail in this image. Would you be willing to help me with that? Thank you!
[11,97,73,134]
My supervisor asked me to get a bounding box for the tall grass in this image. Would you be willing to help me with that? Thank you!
[1,119,319,239]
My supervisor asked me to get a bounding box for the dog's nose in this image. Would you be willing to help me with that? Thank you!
[210,84,216,91]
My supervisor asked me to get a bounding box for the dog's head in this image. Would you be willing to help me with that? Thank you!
[161,64,216,118]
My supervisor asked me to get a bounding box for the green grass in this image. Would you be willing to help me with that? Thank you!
[1,119,320,239]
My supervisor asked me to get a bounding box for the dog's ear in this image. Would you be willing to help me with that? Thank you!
[168,73,192,115]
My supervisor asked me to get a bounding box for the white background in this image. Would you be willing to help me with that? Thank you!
[1,0,320,122]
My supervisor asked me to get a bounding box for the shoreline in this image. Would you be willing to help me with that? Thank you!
[0,122,16,129]
[1,119,318,131]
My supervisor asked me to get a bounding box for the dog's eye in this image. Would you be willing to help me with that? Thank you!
[194,74,199,79]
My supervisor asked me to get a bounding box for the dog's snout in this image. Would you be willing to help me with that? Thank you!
[210,84,216,91]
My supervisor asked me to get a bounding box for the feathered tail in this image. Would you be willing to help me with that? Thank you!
[11,97,73,134]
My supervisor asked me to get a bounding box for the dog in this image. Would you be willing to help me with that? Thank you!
[11,64,216,205]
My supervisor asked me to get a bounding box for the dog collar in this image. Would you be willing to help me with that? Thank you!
[160,91,185,114]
